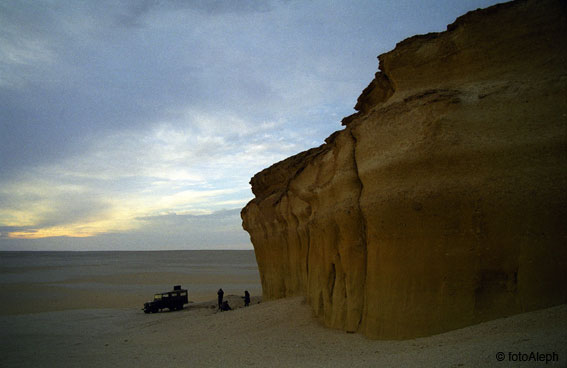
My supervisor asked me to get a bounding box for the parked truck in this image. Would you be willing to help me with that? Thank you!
[143,285,188,313]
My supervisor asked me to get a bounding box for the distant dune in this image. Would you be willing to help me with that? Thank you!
[242,0,567,339]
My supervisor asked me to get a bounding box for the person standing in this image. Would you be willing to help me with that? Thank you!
[244,290,250,307]
[217,288,224,310]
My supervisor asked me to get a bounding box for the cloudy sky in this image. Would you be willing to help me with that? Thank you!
[0,0,503,251]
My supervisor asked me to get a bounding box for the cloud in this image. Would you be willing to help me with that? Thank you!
[112,0,275,29]
[1,0,363,179]
[136,208,242,228]
[0,209,251,250]
[0,0,506,249]
[0,105,305,240]
[119,208,252,249]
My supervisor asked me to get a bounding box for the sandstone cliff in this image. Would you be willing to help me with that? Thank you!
[241,0,567,339]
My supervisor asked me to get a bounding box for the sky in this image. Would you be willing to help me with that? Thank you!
[0,0,504,251]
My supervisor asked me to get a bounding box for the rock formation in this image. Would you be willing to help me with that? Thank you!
[241,0,567,339]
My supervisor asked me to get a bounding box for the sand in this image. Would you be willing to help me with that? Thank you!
[0,250,262,315]
[2,252,565,366]
[1,296,565,367]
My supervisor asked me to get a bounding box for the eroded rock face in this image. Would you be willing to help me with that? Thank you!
[241,0,567,339]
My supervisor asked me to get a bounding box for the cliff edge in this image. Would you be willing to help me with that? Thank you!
[241,0,567,339]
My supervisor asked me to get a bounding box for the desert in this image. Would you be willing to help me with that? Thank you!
[1,251,566,367]
[2,295,566,367]
[2,0,566,366]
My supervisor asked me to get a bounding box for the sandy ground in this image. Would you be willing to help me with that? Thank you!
[0,272,262,315]
[1,296,565,368]
[0,250,262,316]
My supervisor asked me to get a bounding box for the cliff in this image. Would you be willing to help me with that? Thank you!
[241,0,567,339]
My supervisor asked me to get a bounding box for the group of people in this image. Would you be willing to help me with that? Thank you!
[217,288,251,311]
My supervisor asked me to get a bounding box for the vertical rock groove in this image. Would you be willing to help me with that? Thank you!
[348,127,368,331]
